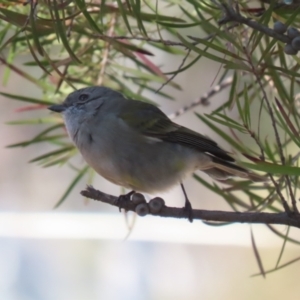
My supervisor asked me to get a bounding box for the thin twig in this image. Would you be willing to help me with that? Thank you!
[246,128,265,161]
[92,23,240,48]
[93,34,186,46]
[168,76,233,119]
[97,13,117,86]
[80,186,300,228]
[220,4,290,44]
[23,0,38,29]
[156,48,192,94]
[286,176,298,213]
[244,48,294,213]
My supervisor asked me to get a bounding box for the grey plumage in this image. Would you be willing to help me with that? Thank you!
[49,86,266,195]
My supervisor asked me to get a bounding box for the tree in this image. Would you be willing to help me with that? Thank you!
[1,0,300,275]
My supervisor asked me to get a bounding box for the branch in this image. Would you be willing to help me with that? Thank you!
[81,186,300,228]
[220,4,290,44]
[91,24,239,48]
[168,76,233,119]
[156,48,192,94]
[243,48,294,214]
[97,13,116,86]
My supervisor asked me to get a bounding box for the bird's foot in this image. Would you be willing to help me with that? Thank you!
[184,200,194,223]
[180,183,193,222]
[116,190,135,212]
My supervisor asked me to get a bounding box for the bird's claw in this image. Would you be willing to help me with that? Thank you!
[184,200,194,223]
[116,190,135,212]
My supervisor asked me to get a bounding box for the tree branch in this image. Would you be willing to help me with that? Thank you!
[219,4,290,44]
[97,13,116,86]
[81,186,300,228]
[168,76,233,119]
[91,24,239,48]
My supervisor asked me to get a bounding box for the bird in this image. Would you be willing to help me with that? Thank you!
[48,86,266,220]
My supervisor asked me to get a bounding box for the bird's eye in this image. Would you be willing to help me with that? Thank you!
[78,93,89,102]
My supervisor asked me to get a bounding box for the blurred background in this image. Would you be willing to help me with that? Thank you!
[1,42,300,300]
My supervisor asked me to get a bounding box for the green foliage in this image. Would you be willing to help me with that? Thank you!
[2,0,300,273]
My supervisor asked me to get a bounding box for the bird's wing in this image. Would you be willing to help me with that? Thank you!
[119,99,234,162]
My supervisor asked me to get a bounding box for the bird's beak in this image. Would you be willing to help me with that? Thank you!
[48,104,66,113]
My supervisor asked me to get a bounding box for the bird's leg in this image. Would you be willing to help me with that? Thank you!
[180,183,193,222]
[117,190,135,212]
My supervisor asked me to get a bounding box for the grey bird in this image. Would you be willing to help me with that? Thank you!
[48,86,265,219]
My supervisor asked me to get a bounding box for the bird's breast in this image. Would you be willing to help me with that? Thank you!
[65,115,204,193]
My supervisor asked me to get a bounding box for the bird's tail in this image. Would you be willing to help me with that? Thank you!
[203,156,267,182]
